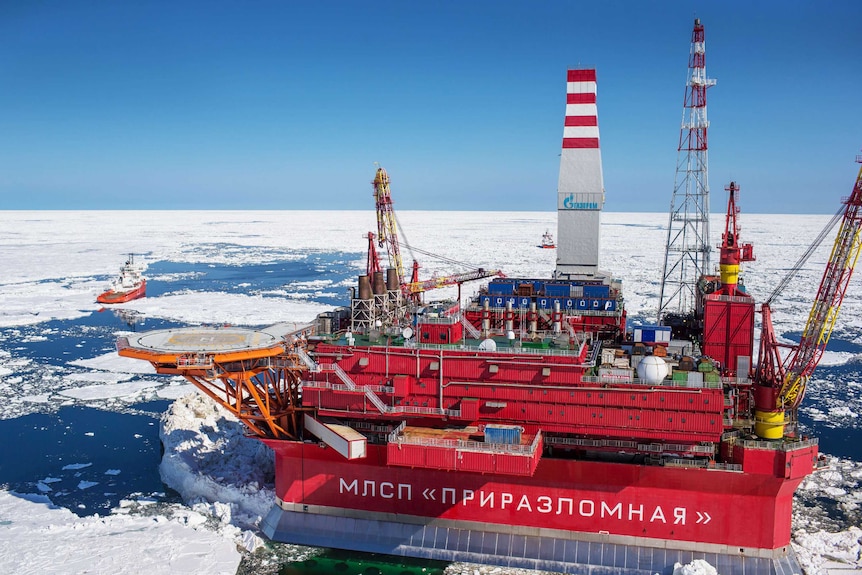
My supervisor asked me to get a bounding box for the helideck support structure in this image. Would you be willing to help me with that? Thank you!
[555,69,605,279]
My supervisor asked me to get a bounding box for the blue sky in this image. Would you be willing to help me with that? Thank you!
[0,1,859,212]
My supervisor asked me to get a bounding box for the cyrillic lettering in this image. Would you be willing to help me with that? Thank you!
[398,484,412,501]
[480,491,494,508]
[650,506,666,523]
[462,490,474,506]
[442,488,456,505]
[516,494,532,512]
[340,478,358,495]
[537,496,552,513]
[380,482,394,499]
[501,493,513,509]
[557,497,574,515]
[674,507,686,525]
[601,501,622,519]
[362,480,375,497]
[628,503,644,521]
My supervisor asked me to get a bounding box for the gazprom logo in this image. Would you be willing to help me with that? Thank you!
[562,193,599,210]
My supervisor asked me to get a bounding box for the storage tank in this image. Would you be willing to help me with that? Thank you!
[636,355,669,384]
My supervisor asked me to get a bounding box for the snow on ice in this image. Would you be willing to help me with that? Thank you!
[0,491,242,575]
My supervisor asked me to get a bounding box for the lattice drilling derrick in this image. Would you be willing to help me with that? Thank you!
[658,18,717,326]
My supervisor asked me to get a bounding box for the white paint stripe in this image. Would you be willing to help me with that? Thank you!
[565,104,597,117]
[566,81,597,94]
[562,126,600,138]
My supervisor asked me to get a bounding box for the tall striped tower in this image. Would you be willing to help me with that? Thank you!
[555,69,606,279]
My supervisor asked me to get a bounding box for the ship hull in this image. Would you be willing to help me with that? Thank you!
[260,439,805,575]
[96,280,146,304]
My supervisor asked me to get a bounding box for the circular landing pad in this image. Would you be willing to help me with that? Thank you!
[123,327,281,354]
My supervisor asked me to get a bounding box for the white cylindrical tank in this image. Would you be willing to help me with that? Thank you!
[636,355,669,384]
[478,338,497,352]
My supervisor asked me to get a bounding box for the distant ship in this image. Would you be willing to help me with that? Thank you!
[96,254,146,304]
[538,229,555,249]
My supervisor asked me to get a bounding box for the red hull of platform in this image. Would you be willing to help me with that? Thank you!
[262,439,811,553]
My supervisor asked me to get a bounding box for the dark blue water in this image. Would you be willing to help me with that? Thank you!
[143,253,358,308]
[0,401,178,515]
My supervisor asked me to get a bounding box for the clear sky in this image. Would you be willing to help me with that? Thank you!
[0,1,859,213]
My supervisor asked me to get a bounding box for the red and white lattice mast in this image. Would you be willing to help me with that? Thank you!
[658,18,716,326]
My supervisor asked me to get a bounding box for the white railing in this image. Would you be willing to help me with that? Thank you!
[663,458,742,472]
[294,348,319,371]
[579,375,723,389]
[637,442,715,455]
[177,353,213,368]
[546,436,714,455]
[330,364,356,391]
[389,428,542,456]
[364,388,388,412]
[413,342,583,358]
[301,380,394,394]
[460,316,482,339]
[320,404,458,418]
[740,438,819,452]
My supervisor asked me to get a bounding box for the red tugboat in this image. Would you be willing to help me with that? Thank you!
[116,66,862,574]
[97,254,146,304]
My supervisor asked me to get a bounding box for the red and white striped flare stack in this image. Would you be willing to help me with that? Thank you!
[556,69,606,278]
[562,69,600,150]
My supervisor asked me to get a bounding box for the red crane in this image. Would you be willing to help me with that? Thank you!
[754,156,862,439]
[716,181,755,296]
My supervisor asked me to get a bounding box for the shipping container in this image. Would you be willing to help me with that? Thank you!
[633,325,672,344]
[582,284,610,298]
[484,424,523,445]
[303,415,366,460]
[488,282,515,295]
[457,450,494,473]
[544,283,572,297]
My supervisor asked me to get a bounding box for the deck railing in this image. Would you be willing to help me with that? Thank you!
[388,427,542,456]
[739,437,819,452]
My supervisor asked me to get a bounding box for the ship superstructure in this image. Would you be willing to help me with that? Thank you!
[97,254,146,304]
[115,24,862,575]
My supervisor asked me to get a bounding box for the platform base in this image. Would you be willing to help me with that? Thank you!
[261,504,803,575]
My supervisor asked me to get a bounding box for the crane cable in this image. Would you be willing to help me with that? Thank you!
[390,210,418,271]
[764,205,844,306]
[396,239,488,271]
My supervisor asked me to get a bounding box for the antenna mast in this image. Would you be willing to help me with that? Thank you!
[658,18,716,325]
